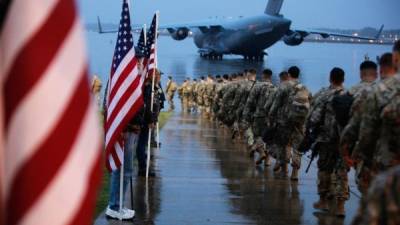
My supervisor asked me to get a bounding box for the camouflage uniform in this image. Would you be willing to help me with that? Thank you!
[230,79,253,138]
[219,80,241,126]
[307,85,349,201]
[165,79,178,111]
[352,165,400,225]
[243,81,277,161]
[236,80,257,143]
[196,80,206,112]
[355,74,400,171]
[209,82,217,120]
[340,81,376,195]
[212,80,227,117]
[180,81,192,112]
[353,74,400,224]
[269,80,311,170]
[191,81,198,112]
[203,80,215,118]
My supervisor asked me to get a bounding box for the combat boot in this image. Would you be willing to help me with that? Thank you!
[335,198,346,217]
[313,196,329,211]
[273,162,281,173]
[290,168,299,181]
[279,164,288,178]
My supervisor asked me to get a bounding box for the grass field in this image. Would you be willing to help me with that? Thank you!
[94,111,173,217]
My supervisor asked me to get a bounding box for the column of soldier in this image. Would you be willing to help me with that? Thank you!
[166,41,400,224]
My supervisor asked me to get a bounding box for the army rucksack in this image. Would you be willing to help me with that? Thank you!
[287,83,310,124]
[170,82,178,92]
[206,83,214,96]
[332,92,354,127]
[183,83,192,96]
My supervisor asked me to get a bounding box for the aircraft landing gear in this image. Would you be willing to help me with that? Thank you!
[243,54,265,61]
[200,53,223,60]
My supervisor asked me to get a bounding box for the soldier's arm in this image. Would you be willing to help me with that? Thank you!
[353,93,380,162]
[340,94,367,159]
[231,88,243,107]
[268,86,285,118]
[340,114,361,160]
[221,87,234,110]
[263,88,277,113]
[243,87,259,122]
[306,98,325,130]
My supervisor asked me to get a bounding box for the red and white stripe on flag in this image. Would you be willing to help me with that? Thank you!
[104,0,143,172]
[0,0,102,225]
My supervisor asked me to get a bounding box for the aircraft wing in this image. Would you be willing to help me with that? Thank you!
[158,21,224,31]
[97,16,225,34]
[292,25,384,41]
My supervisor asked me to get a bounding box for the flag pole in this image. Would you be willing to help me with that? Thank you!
[155,12,160,152]
[144,21,152,179]
[156,122,160,151]
[119,141,125,220]
[146,12,159,179]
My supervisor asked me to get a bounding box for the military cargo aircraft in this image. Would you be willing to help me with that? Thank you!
[98,0,383,61]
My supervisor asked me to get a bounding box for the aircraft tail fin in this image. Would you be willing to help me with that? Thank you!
[265,0,284,15]
[375,24,384,40]
[97,16,103,33]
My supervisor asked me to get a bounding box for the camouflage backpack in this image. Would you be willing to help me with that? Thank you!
[197,84,205,105]
[170,82,178,93]
[206,83,214,96]
[332,91,354,127]
[287,83,310,124]
[183,83,192,96]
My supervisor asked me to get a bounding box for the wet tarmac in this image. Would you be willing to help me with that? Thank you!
[95,112,361,225]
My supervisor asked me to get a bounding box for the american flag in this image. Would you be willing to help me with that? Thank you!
[104,0,143,172]
[137,13,159,78]
[136,28,146,57]
[0,0,102,225]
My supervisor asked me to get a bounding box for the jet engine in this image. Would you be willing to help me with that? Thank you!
[168,28,190,41]
[283,32,305,46]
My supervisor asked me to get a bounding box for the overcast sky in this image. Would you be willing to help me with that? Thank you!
[78,0,399,30]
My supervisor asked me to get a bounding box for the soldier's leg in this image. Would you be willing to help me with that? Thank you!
[203,101,210,118]
[193,99,198,112]
[276,125,291,177]
[290,149,301,181]
[355,163,375,196]
[245,127,254,147]
[185,97,191,113]
[188,99,193,112]
[334,166,349,217]
[314,146,334,211]
[290,126,304,181]
[167,95,173,111]
[252,119,268,165]
[353,163,376,224]
[271,144,282,172]
[314,170,332,211]
[208,106,213,120]
[254,137,268,165]
[182,97,187,112]
[280,144,291,177]
[171,98,175,110]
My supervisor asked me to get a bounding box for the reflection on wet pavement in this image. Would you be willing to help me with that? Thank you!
[95,112,360,225]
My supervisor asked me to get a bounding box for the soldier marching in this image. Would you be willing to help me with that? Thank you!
[165,40,400,222]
